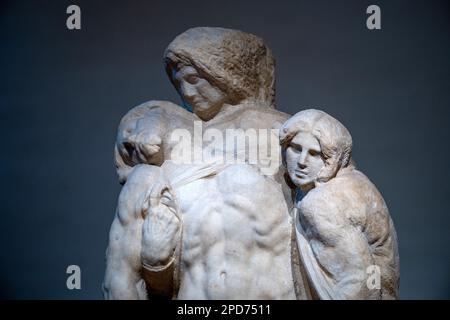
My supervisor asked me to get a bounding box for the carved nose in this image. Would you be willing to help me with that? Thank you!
[298,151,308,167]
[181,82,196,100]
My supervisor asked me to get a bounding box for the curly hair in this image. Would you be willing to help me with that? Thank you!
[279,109,353,184]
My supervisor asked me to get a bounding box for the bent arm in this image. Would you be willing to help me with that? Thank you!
[297,196,378,300]
[103,211,145,299]
[103,164,179,299]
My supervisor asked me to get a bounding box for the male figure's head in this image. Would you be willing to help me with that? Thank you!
[280,109,353,192]
[164,27,276,121]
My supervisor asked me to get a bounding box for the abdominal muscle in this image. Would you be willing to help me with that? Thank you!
[171,164,296,299]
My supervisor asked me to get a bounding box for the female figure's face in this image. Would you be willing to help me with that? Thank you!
[285,131,326,191]
[173,66,227,121]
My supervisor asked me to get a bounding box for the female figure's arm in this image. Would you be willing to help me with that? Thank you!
[297,193,379,300]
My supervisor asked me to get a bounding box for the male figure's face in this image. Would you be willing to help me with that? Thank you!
[285,131,326,191]
[173,66,227,121]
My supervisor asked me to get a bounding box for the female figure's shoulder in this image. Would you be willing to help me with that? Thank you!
[299,167,377,229]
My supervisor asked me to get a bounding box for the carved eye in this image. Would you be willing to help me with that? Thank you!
[309,149,320,157]
[186,75,199,84]
[291,145,302,153]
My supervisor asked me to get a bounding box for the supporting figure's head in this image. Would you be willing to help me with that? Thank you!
[280,109,353,192]
[164,27,276,121]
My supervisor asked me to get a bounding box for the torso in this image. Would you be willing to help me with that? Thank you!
[172,164,296,299]
[140,103,303,299]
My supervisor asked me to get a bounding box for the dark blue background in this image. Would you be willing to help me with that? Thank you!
[0,0,449,299]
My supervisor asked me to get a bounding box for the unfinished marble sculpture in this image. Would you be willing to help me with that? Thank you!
[103,27,400,300]
[103,27,311,299]
[280,109,400,299]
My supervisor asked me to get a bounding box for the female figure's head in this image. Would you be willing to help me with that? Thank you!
[280,109,353,192]
[164,27,276,120]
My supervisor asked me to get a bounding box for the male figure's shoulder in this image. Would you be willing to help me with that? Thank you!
[238,104,290,129]
[117,164,163,223]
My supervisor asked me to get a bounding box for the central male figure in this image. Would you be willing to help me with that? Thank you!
[103,27,309,299]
